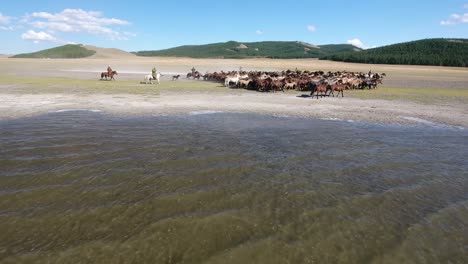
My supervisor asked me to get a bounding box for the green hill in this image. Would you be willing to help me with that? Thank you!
[320,38,468,67]
[134,41,361,59]
[11,44,96,59]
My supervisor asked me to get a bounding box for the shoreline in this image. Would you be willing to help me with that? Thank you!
[1,91,467,129]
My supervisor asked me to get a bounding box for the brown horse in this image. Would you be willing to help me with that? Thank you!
[101,71,118,80]
[330,83,348,97]
[309,81,332,99]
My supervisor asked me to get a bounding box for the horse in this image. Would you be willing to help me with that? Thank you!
[330,83,348,97]
[144,72,162,84]
[192,73,202,80]
[238,79,251,89]
[309,81,332,99]
[284,82,297,90]
[172,75,180,81]
[101,71,118,80]
[187,71,201,79]
[254,77,272,92]
[224,75,240,87]
[270,79,285,93]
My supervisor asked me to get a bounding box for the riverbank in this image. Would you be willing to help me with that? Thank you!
[1,90,467,128]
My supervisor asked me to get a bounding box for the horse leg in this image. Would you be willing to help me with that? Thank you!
[313,90,318,99]
[310,88,316,98]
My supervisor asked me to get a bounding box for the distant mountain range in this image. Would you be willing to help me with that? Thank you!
[10,38,468,67]
[133,41,362,59]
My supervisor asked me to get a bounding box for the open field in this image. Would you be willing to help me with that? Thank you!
[0,56,467,127]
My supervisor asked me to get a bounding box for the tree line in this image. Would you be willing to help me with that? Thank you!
[320,39,468,67]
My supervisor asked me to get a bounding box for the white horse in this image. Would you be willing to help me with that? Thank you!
[225,75,240,87]
[144,72,162,84]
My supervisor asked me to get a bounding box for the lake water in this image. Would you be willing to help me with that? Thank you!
[1,111,467,263]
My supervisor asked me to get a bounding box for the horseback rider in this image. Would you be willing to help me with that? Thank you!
[107,66,112,76]
[152,66,157,79]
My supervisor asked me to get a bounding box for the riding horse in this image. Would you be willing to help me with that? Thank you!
[144,72,162,84]
[187,71,201,80]
[101,71,118,80]
[172,75,180,81]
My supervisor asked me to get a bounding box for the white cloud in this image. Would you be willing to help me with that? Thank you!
[21,30,56,42]
[0,13,12,24]
[347,38,369,49]
[24,9,131,40]
[256,30,263,35]
[441,13,468,25]
[307,25,316,32]
[441,5,468,25]
[1,26,14,31]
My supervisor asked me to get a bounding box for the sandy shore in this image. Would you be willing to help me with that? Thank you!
[1,91,467,128]
[0,57,467,128]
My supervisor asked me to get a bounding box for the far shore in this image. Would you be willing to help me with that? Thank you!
[0,57,467,128]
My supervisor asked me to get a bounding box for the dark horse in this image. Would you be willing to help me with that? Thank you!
[101,71,118,80]
[186,71,201,80]
[309,80,333,99]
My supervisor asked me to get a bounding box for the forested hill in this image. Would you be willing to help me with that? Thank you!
[134,41,362,59]
[320,39,468,67]
[11,44,96,59]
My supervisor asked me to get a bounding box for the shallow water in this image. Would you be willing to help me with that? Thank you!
[0,112,467,263]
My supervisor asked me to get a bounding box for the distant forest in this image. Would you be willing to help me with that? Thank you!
[320,39,468,67]
[133,41,361,59]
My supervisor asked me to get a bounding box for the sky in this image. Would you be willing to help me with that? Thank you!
[0,0,467,54]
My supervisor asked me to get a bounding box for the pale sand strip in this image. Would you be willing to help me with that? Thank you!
[1,92,466,128]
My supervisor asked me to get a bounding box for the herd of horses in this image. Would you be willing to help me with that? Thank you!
[100,68,385,98]
[193,70,385,98]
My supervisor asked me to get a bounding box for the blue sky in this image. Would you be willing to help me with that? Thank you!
[0,0,467,54]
